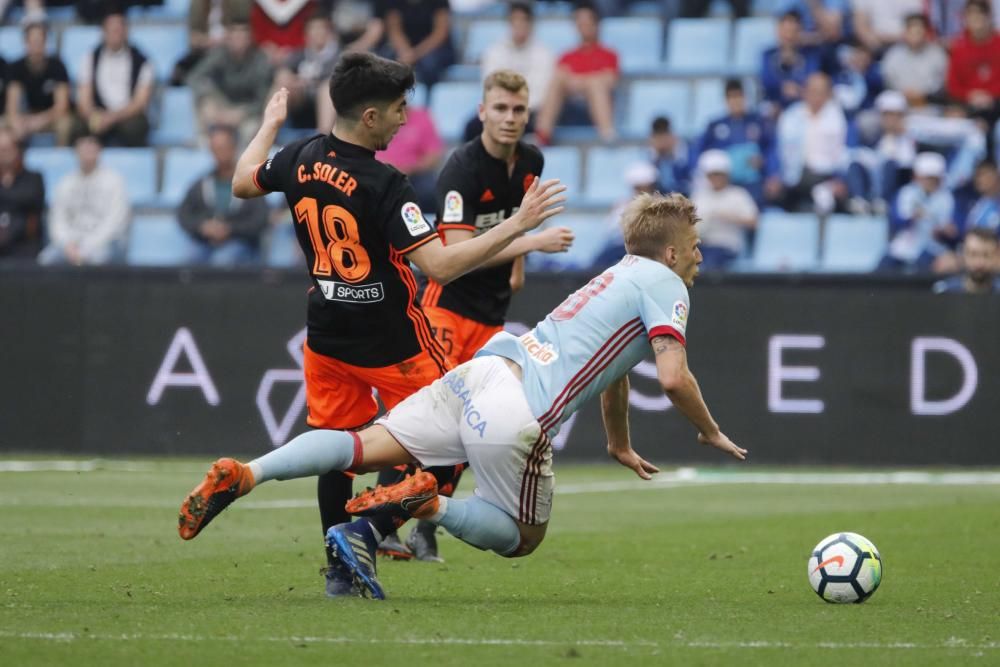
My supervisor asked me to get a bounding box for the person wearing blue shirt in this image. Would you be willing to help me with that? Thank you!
[773,0,849,43]
[648,116,691,196]
[761,11,824,112]
[698,79,771,203]
[879,152,957,272]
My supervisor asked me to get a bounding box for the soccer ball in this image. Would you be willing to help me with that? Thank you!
[807,532,882,603]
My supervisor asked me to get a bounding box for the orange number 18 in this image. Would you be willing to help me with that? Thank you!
[294,197,371,283]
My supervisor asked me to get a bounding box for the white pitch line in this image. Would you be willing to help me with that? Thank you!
[0,631,996,651]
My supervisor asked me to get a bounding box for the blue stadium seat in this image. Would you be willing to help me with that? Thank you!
[131,25,189,82]
[126,214,199,266]
[159,148,215,207]
[820,215,889,272]
[60,25,102,82]
[582,146,648,206]
[429,82,482,141]
[751,212,821,271]
[692,78,728,137]
[266,220,302,268]
[23,147,76,203]
[0,25,56,61]
[541,146,582,198]
[464,20,507,63]
[410,83,429,108]
[151,87,197,146]
[665,19,730,74]
[102,148,157,207]
[600,17,663,74]
[525,215,610,271]
[535,20,578,57]
[625,79,692,138]
[732,17,777,75]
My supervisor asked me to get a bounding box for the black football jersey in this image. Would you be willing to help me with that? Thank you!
[255,133,447,370]
[420,137,544,326]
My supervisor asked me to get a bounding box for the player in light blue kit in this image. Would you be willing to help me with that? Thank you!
[178,192,747,599]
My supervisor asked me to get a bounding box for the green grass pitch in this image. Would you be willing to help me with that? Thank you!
[1,459,998,666]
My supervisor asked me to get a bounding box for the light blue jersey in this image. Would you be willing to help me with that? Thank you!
[477,255,691,439]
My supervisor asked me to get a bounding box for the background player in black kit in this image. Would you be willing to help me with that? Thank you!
[199,52,567,597]
[376,70,575,561]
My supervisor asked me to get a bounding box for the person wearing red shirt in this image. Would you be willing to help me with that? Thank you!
[534,1,620,144]
[946,0,1000,115]
[251,0,317,65]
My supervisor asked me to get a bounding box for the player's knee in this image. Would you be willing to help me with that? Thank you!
[507,522,548,558]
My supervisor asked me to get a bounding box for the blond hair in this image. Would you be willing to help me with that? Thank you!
[483,69,529,98]
[621,192,700,259]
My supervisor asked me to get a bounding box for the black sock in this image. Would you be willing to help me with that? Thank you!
[318,471,353,561]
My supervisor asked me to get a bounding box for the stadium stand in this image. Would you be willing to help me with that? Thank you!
[665,19,731,75]
[820,215,890,272]
[126,213,198,266]
[158,148,215,208]
[751,212,821,271]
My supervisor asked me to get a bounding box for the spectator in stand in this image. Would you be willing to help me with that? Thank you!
[375,105,444,212]
[773,0,848,45]
[698,79,772,203]
[178,125,269,266]
[846,90,915,214]
[534,2,620,144]
[187,19,274,144]
[691,150,758,271]
[75,9,154,147]
[276,12,339,131]
[927,0,1000,43]
[880,14,948,107]
[947,0,1000,120]
[0,56,6,111]
[965,159,1000,232]
[481,2,555,116]
[851,0,924,53]
[38,134,129,266]
[829,43,882,119]
[648,116,691,196]
[879,151,957,272]
[171,0,252,86]
[0,126,45,262]
[330,0,388,54]
[384,0,455,89]
[5,21,73,146]
[767,72,849,212]
[760,11,823,114]
[681,0,748,19]
[251,0,318,66]
[933,228,1000,292]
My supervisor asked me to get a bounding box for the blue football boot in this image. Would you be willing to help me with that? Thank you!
[325,519,386,600]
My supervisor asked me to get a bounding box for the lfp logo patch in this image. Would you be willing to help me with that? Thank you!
[442,190,463,222]
[401,202,431,236]
[671,300,688,332]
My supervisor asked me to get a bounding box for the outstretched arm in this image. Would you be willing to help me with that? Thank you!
[652,335,747,460]
[233,88,288,199]
[602,374,660,480]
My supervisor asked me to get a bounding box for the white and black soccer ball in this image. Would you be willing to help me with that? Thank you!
[807,532,882,603]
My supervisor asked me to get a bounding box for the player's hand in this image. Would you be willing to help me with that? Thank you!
[263,88,289,130]
[698,431,747,461]
[534,226,574,253]
[608,445,660,480]
[517,178,567,232]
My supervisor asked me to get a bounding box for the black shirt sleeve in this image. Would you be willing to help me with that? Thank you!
[434,156,479,232]
[381,171,439,254]
[253,136,315,193]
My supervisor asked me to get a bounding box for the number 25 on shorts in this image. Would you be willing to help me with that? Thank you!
[294,196,371,283]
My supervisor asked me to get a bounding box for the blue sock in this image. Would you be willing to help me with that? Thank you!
[248,430,358,484]
[432,496,521,556]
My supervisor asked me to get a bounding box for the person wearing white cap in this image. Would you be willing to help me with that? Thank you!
[691,149,758,270]
[846,89,916,214]
[879,151,958,272]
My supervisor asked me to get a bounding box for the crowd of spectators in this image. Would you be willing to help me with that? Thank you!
[0,0,998,286]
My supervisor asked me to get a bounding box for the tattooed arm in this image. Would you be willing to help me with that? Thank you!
[652,335,747,460]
